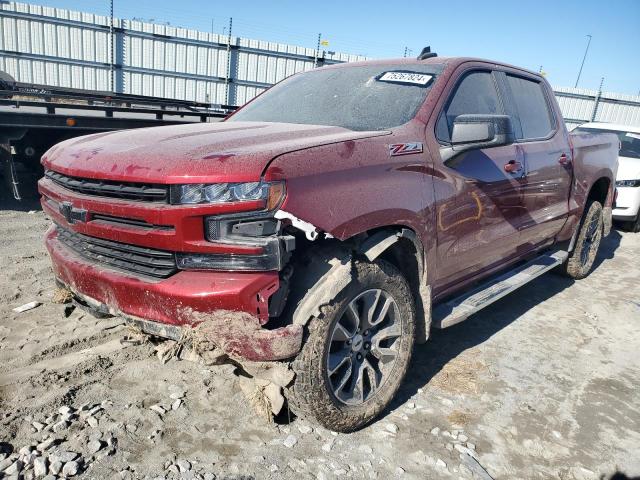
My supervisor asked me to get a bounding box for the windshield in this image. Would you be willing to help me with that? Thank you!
[575,127,640,159]
[228,64,442,131]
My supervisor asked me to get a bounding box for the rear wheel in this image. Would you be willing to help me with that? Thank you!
[287,259,415,432]
[563,201,604,279]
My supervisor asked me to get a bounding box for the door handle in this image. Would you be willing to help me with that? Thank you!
[504,160,523,174]
[558,153,571,165]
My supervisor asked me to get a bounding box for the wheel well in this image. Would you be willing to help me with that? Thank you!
[587,177,610,205]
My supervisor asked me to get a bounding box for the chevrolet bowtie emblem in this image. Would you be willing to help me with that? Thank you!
[59,201,88,224]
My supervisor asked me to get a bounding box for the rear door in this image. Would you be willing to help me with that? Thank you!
[499,73,572,250]
[432,69,528,293]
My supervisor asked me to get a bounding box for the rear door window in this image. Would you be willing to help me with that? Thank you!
[506,75,554,140]
[436,71,502,143]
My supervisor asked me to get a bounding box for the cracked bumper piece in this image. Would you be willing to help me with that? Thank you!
[46,227,303,361]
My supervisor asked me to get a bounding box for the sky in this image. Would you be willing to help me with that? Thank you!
[28,0,640,95]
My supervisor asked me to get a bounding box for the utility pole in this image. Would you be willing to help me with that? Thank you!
[313,33,321,68]
[224,17,233,106]
[591,76,605,121]
[404,47,408,58]
[574,34,592,88]
[109,0,114,92]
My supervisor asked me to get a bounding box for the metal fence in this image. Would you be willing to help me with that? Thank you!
[554,87,640,130]
[2,1,640,130]
[0,1,365,106]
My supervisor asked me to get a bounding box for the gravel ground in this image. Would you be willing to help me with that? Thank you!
[1,198,639,480]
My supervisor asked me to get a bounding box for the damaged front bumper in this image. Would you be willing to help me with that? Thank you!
[47,228,302,362]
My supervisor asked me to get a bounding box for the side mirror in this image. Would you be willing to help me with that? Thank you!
[441,114,515,162]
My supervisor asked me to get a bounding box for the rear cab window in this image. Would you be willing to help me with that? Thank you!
[504,74,555,140]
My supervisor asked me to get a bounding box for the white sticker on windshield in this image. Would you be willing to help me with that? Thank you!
[378,71,433,86]
[626,132,640,140]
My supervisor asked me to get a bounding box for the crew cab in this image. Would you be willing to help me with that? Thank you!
[39,51,619,431]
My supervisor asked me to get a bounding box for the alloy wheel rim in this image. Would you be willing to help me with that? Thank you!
[580,214,601,267]
[325,289,402,406]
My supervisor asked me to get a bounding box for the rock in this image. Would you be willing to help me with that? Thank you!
[87,406,103,416]
[436,459,447,469]
[43,476,57,480]
[125,424,137,433]
[204,474,216,480]
[22,452,40,466]
[86,416,99,428]
[283,435,298,448]
[251,456,265,463]
[297,424,313,435]
[334,468,348,476]
[51,420,69,433]
[171,399,182,411]
[52,451,79,464]
[48,460,62,475]
[395,467,405,475]
[4,460,22,475]
[87,440,103,455]
[406,402,416,409]
[176,459,191,473]
[466,442,476,451]
[150,405,166,415]
[430,427,440,436]
[269,465,278,472]
[385,423,399,434]
[446,443,454,451]
[62,461,80,477]
[32,422,46,432]
[58,406,73,415]
[60,413,75,422]
[19,446,33,456]
[34,457,48,477]
[458,434,469,442]
[322,442,333,452]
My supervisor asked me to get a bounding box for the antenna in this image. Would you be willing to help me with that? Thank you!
[417,46,437,60]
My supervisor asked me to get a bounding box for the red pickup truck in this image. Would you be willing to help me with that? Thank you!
[39,51,619,431]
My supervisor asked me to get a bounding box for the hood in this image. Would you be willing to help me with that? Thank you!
[616,155,640,181]
[43,121,388,184]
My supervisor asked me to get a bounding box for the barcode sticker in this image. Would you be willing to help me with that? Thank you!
[378,71,433,86]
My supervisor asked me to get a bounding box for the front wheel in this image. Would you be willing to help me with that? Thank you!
[563,200,604,279]
[287,259,415,432]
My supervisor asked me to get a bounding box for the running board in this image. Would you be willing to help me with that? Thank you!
[432,250,568,329]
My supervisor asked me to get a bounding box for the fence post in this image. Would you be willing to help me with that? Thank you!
[590,77,605,122]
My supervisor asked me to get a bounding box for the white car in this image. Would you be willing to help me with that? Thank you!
[573,122,640,232]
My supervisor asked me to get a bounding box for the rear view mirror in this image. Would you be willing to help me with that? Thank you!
[441,114,514,162]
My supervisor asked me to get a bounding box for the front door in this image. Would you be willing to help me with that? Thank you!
[432,70,529,294]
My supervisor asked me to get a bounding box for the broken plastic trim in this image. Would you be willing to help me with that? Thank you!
[274,210,320,241]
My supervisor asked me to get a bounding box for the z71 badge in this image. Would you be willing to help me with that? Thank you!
[389,142,423,156]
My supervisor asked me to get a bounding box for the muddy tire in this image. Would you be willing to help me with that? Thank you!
[287,259,415,432]
[563,200,604,279]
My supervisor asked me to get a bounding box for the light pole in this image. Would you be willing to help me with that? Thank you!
[574,34,592,88]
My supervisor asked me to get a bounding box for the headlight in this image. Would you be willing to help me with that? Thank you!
[170,180,285,208]
[616,179,640,187]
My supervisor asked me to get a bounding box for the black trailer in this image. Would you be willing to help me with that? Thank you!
[0,72,234,200]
